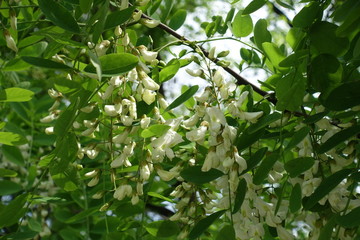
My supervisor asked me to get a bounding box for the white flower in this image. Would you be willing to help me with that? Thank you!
[128,69,138,82]
[202,150,217,172]
[139,71,160,90]
[140,163,151,181]
[122,33,130,46]
[85,169,99,178]
[4,30,17,52]
[239,111,263,123]
[186,125,207,143]
[136,0,150,6]
[104,104,121,116]
[142,89,156,105]
[102,85,114,100]
[86,148,99,159]
[45,127,54,135]
[219,82,236,99]
[213,69,224,87]
[114,184,132,200]
[87,176,99,187]
[141,19,160,28]
[156,168,178,181]
[48,88,61,99]
[114,26,122,36]
[40,113,57,123]
[132,10,142,21]
[208,46,216,59]
[206,107,226,132]
[10,10,17,30]
[131,194,139,205]
[121,115,134,126]
[112,130,129,143]
[195,87,211,103]
[182,114,199,128]
[186,68,203,77]
[80,104,95,113]
[158,95,169,109]
[92,191,105,199]
[151,129,183,149]
[88,40,110,57]
[138,45,158,63]
[140,115,151,129]
[234,151,247,173]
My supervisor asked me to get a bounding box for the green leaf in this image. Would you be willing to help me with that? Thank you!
[216,224,236,240]
[21,56,72,70]
[285,126,311,151]
[54,78,82,94]
[303,111,329,124]
[104,7,136,30]
[285,157,315,178]
[159,59,180,83]
[19,41,48,57]
[321,81,360,111]
[318,125,360,154]
[232,10,253,37]
[243,147,268,173]
[189,210,226,239]
[336,207,360,228]
[286,28,306,50]
[275,71,306,111]
[232,178,247,214]
[147,192,174,203]
[292,2,320,28]
[243,0,267,15]
[0,132,27,146]
[0,168,17,177]
[0,193,28,228]
[80,0,93,13]
[310,21,349,57]
[236,127,265,151]
[247,112,282,134]
[309,54,342,92]
[253,153,279,185]
[84,53,138,77]
[54,98,80,137]
[318,216,336,240]
[0,88,34,102]
[279,49,308,67]
[38,0,80,33]
[169,9,187,30]
[28,218,42,232]
[92,0,109,42]
[3,231,38,240]
[254,19,272,51]
[0,180,23,196]
[262,42,288,72]
[65,207,99,223]
[145,220,180,238]
[140,124,171,138]
[180,166,224,185]
[303,169,353,210]
[165,85,199,111]
[289,183,302,213]
[2,145,25,166]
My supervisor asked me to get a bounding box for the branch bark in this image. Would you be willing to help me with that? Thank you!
[138,11,276,105]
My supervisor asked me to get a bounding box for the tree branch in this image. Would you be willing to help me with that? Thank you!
[139,11,276,104]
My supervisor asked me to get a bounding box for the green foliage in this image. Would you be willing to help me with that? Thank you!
[0,0,359,239]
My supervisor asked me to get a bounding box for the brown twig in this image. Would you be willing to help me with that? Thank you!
[139,11,276,105]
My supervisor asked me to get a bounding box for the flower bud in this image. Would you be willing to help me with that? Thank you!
[141,19,160,28]
[142,89,156,105]
[4,30,17,52]
[208,46,216,59]
[132,10,142,21]
[115,26,122,37]
[85,169,99,178]
[217,50,230,58]
[9,9,17,30]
